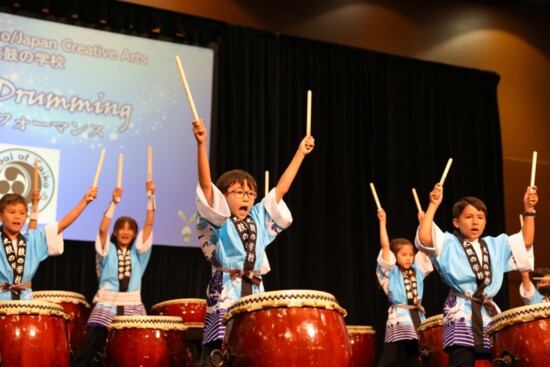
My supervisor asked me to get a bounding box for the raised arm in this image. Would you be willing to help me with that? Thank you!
[417,183,443,247]
[193,119,212,206]
[275,135,315,203]
[521,271,532,293]
[377,209,391,261]
[522,185,538,246]
[27,189,40,231]
[141,181,156,243]
[57,186,97,235]
[98,187,122,248]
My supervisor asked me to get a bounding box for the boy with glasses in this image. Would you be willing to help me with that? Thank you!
[192,118,314,367]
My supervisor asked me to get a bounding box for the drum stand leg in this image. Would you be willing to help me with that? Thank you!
[492,350,519,367]
[418,346,433,364]
[210,344,234,367]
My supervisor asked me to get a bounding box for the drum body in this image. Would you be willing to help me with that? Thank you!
[104,315,188,367]
[0,300,71,367]
[417,314,447,367]
[347,325,376,367]
[221,290,352,367]
[418,314,491,367]
[488,303,550,367]
[32,290,91,354]
[151,298,206,366]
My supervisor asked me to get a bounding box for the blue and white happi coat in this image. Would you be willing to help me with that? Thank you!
[86,230,152,327]
[415,223,532,353]
[195,183,292,344]
[376,250,433,343]
[1,223,63,301]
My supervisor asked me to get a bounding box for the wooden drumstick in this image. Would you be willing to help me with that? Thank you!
[33,159,39,191]
[175,56,199,121]
[412,188,422,212]
[439,158,453,186]
[370,182,382,211]
[530,151,537,191]
[306,90,312,136]
[90,148,105,200]
[33,159,39,212]
[114,153,123,203]
[147,146,153,197]
[519,213,524,228]
[92,148,106,188]
[265,170,269,198]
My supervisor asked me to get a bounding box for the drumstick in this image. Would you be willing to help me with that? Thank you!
[92,148,106,188]
[33,159,39,191]
[175,56,199,121]
[412,188,422,212]
[265,170,269,198]
[369,182,382,211]
[33,159,39,212]
[439,158,453,186]
[306,90,312,136]
[114,153,123,203]
[147,146,153,197]
[519,213,524,228]
[530,151,537,191]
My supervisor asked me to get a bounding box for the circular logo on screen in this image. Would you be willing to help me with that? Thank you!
[0,148,55,211]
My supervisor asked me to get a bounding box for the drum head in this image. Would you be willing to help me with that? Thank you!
[223,289,347,324]
[417,314,443,333]
[0,300,71,321]
[32,290,91,308]
[108,315,188,331]
[488,303,550,336]
[346,325,376,334]
[151,298,206,310]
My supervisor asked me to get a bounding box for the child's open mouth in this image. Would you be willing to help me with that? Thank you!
[238,206,248,216]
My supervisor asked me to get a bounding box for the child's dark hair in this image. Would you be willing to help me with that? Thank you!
[533,267,550,283]
[0,193,28,213]
[452,196,487,219]
[110,216,139,247]
[389,238,414,255]
[215,169,257,194]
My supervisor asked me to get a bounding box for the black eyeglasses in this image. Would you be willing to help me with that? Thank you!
[225,190,258,199]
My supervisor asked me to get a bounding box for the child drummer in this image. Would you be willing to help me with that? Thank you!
[416,181,537,366]
[192,117,314,367]
[0,187,97,300]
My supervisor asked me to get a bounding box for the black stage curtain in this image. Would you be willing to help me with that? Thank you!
[3,0,505,353]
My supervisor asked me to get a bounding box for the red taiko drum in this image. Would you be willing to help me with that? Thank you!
[347,325,377,367]
[488,303,550,367]
[0,300,71,367]
[32,290,91,354]
[217,289,352,367]
[151,298,206,327]
[104,315,188,367]
[151,298,206,366]
[417,314,491,367]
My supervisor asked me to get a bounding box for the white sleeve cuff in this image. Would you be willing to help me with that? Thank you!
[195,183,231,227]
[263,188,293,229]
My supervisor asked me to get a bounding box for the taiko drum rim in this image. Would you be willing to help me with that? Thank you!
[417,313,444,333]
[487,303,550,336]
[108,315,188,331]
[32,290,91,308]
[346,325,376,334]
[0,300,71,321]
[151,298,206,310]
[223,289,347,324]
